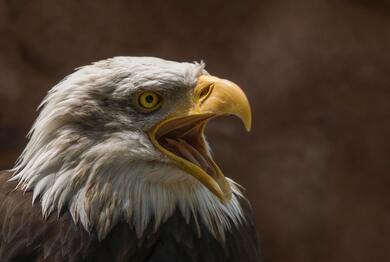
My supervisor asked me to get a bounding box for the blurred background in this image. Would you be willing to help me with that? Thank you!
[0,0,389,261]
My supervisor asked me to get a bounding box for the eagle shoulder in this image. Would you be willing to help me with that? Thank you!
[0,171,93,261]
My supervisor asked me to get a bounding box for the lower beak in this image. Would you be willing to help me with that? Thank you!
[148,75,252,202]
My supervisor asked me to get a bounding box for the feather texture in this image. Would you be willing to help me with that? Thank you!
[0,171,260,262]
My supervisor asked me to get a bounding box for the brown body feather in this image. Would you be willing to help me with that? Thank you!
[0,171,260,262]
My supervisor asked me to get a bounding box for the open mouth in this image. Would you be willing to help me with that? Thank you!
[149,113,232,201]
[154,114,216,177]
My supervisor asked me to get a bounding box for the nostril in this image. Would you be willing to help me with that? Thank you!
[198,85,212,100]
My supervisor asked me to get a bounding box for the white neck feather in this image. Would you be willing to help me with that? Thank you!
[12,159,245,241]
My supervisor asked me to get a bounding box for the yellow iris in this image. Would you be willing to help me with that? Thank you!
[138,92,161,110]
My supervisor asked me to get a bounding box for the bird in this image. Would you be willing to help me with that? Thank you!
[0,57,260,262]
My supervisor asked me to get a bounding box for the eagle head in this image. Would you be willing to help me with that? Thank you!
[12,57,252,240]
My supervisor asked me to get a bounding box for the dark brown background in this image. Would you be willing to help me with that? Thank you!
[1,0,390,261]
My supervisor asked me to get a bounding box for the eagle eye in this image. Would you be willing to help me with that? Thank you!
[138,91,162,111]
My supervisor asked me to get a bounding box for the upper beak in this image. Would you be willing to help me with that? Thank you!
[191,75,252,131]
[149,75,252,202]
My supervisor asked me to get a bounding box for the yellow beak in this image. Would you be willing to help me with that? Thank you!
[149,75,252,202]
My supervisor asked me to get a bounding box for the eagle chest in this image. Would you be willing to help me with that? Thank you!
[0,172,258,262]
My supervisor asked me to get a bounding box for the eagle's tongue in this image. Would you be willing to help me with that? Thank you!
[163,137,215,177]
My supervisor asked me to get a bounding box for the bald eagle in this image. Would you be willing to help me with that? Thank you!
[0,57,259,261]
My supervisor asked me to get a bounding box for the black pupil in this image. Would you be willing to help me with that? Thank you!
[145,95,154,104]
